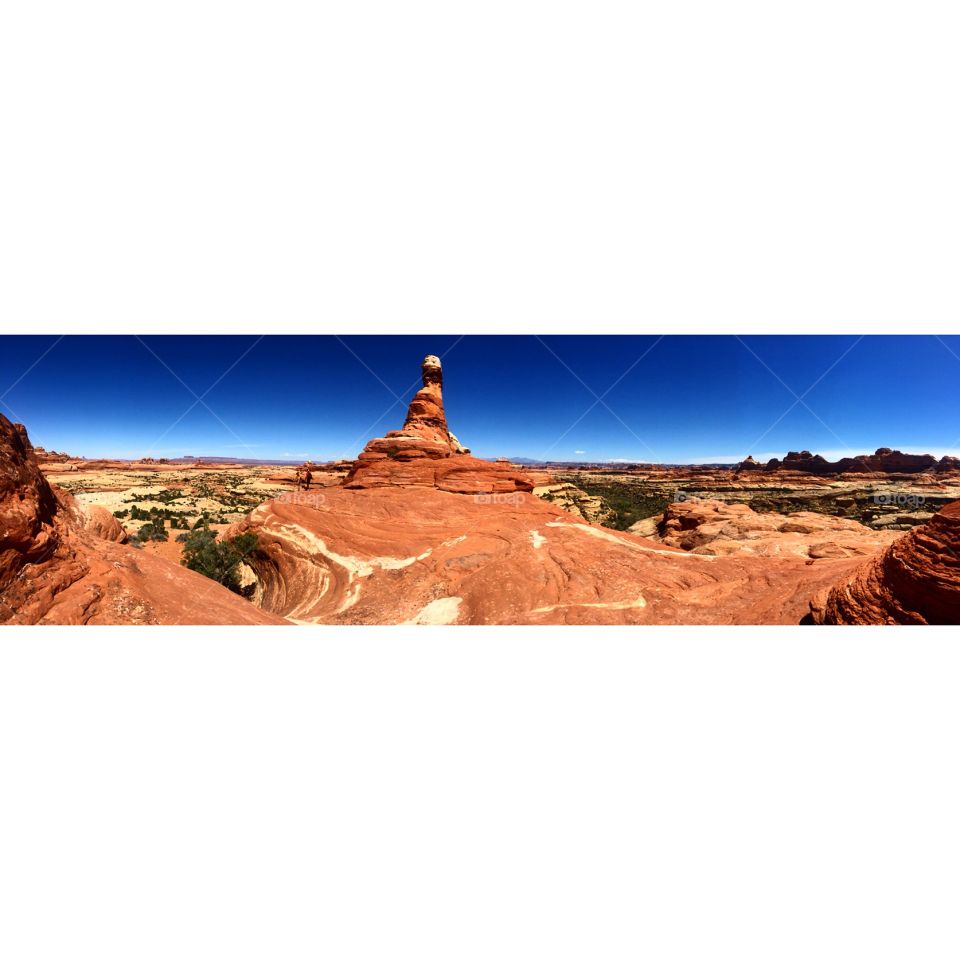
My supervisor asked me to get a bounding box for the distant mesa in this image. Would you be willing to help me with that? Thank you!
[32,445,75,464]
[737,448,960,475]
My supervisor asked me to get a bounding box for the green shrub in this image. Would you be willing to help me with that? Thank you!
[134,520,168,543]
[180,523,259,595]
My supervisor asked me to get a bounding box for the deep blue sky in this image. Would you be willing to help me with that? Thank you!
[1,335,958,463]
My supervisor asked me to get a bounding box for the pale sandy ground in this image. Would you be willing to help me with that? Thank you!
[43,464,297,550]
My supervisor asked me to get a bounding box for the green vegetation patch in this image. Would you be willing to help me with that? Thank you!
[178,521,260,595]
[567,476,672,531]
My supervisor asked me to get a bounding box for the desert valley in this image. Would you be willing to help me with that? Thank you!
[2,353,958,626]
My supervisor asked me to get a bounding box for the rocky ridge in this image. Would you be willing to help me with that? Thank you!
[738,448,960,475]
[810,501,960,624]
[634,498,899,559]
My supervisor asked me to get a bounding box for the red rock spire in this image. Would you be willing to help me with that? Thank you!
[397,355,468,454]
[355,355,469,464]
[344,355,536,492]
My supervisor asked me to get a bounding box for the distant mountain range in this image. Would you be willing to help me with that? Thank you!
[175,455,304,465]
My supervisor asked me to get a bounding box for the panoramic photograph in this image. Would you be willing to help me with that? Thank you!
[1,333,958,626]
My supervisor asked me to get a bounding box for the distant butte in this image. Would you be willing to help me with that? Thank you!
[737,448,960,475]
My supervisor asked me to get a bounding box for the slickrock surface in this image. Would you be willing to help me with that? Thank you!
[810,502,960,624]
[231,485,871,625]
[643,498,900,559]
[0,415,284,625]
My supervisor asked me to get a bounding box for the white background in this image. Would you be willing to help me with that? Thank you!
[2,1,960,957]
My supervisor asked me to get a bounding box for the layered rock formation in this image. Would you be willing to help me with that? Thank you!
[810,502,960,624]
[0,416,60,591]
[31,445,74,464]
[345,355,537,494]
[0,414,284,625]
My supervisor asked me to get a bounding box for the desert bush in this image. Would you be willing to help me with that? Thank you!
[134,520,168,543]
[180,523,259,594]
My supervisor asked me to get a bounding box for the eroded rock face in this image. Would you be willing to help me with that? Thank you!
[345,355,536,494]
[810,502,960,624]
[0,416,60,591]
[647,498,899,559]
[0,415,284,625]
[351,354,469,467]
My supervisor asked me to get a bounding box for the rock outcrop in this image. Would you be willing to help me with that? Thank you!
[355,354,468,461]
[810,502,960,624]
[533,482,614,525]
[0,416,60,592]
[78,504,129,543]
[0,415,284,625]
[645,498,899,559]
[345,355,536,494]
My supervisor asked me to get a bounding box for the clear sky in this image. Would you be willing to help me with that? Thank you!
[1,335,958,463]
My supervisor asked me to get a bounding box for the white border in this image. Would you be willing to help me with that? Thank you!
[4,1,960,955]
